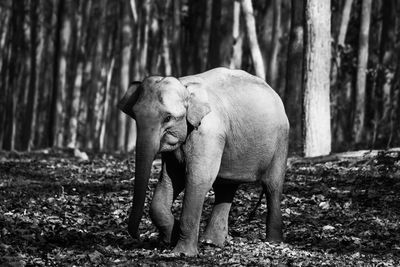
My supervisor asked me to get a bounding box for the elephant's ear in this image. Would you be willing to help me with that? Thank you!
[186,88,211,128]
[118,81,142,118]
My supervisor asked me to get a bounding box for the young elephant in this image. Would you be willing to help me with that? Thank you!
[118,68,289,256]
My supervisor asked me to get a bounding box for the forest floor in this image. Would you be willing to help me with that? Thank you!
[0,149,399,266]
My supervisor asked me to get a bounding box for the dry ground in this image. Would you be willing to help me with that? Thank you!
[0,149,399,266]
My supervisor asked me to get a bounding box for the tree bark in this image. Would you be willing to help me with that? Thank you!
[33,0,53,148]
[3,0,25,150]
[21,0,39,151]
[161,0,172,76]
[284,0,304,153]
[331,0,353,87]
[172,0,181,76]
[183,0,208,74]
[0,7,11,148]
[118,0,133,152]
[139,0,150,77]
[331,0,354,148]
[338,0,354,47]
[352,0,372,144]
[90,0,107,151]
[48,0,71,147]
[207,0,221,69]
[303,0,331,157]
[99,58,115,151]
[66,0,89,148]
[130,0,138,23]
[242,0,266,80]
[230,0,243,69]
[267,0,281,88]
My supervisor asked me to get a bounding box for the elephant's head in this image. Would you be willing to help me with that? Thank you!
[118,76,211,239]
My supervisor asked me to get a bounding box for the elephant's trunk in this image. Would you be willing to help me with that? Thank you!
[127,128,159,239]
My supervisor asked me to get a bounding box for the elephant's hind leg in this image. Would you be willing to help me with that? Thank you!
[201,182,239,247]
[150,153,185,245]
[262,139,288,242]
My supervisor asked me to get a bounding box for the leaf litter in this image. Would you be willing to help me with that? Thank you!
[0,149,399,266]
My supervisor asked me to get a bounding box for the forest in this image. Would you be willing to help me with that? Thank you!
[0,0,399,266]
[0,0,399,154]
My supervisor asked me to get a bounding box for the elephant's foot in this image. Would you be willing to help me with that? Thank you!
[266,219,283,243]
[155,220,181,246]
[266,230,283,243]
[200,228,227,247]
[172,241,198,256]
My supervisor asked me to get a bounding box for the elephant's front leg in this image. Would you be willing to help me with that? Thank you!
[201,182,238,246]
[172,132,224,256]
[172,180,213,255]
[150,153,185,244]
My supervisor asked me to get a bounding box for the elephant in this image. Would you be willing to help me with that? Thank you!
[118,67,289,256]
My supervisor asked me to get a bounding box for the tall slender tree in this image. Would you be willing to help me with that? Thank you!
[242,0,265,80]
[160,0,172,76]
[284,0,304,153]
[66,0,90,148]
[91,0,107,151]
[3,0,25,150]
[303,0,331,157]
[207,0,233,69]
[230,0,243,69]
[118,0,133,151]
[268,0,282,88]
[21,0,39,151]
[331,0,354,147]
[352,0,372,144]
[48,0,67,147]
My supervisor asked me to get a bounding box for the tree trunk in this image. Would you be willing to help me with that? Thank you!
[202,0,213,71]
[92,0,108,151]
[267,0,281,88]
[230,0,243,69]
[99,58,115,151]
[207,0,221,69]
[241,0,266,80]
[21,0,39,151]
[390,45,400,146]
[0,7,12,148]
[352,0,372,144]
[172,0,181,76]
[331,0,354,87]
[284,0,304,153]
[0,7,11,148]
[48,0,70,147]
[34,0,54,148]
[66,0,88,148]
[126,0,151,151]
[303,0,331,157]
[139,0,150,77]
[331,0,354,149]
[130,0,138,23]
[160,0,172,76]
[259,1,273,77]
[183,0,208,74]
[118,0,133,152]
[57,0,72,147]
[372,0,397,147]
[3,0,25,150]
[337,0,354,48]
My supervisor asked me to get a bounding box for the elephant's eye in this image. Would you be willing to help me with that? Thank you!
[163,115,172,123]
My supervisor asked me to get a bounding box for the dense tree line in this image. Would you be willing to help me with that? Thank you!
[0,0,399,155]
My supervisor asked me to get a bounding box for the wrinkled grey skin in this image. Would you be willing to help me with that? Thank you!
[118,68,289,256]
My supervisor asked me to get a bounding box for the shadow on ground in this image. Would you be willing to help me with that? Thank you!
[0,149,399,266]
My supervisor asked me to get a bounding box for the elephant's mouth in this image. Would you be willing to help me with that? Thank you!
[160,131,181,152]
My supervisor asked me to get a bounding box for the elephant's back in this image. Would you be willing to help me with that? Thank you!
[187,68,289,182]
